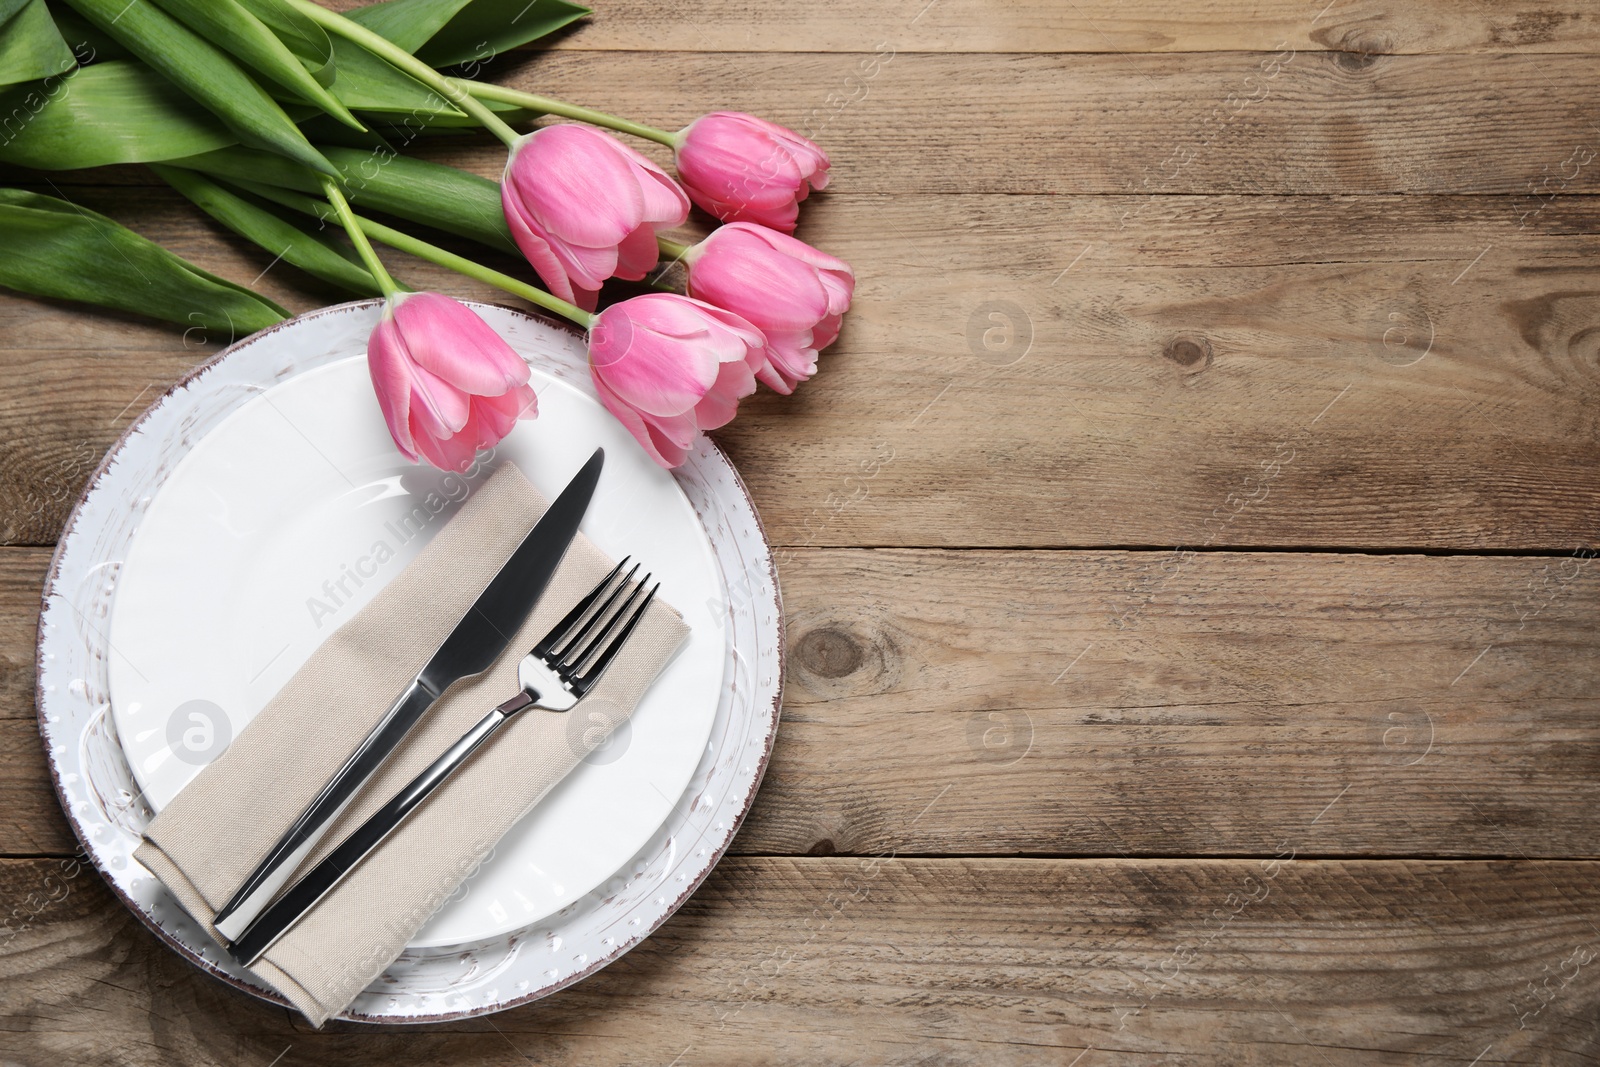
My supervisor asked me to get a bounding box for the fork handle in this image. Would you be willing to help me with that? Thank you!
[228,689,537,966]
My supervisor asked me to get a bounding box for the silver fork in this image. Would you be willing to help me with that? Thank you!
[518,556,657,712]
[228,561,659,966]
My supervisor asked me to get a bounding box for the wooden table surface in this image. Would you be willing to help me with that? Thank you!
[5,2,1600,1063]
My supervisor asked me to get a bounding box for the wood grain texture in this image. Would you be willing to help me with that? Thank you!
[15,51,1600,197]
[524,0,1600,54]
[3,855,1598,1065]
[4,189,1600,549]
[747,548,1600,858]
[6,546,1599,859]
[317,0,1600,54]
[4,0,1600,1059]
[0,549,44,722]
[459,49,1600,196]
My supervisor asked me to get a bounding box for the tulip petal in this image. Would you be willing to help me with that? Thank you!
[594,374,686,468]
[812,311,844,351]
[635,158,691,225]
[392,293,529,395]
[552,238,622,293]
[690,232,827,331]
[753,360,796,395]
[695,355,757,429]
[514,127,644,249]
[597,325,718,417]
[587,294,767,466]
[413,416,482,473]
[475,383,537,441]
[674,113,829,232]
[613,223,662,282]
[408,360,473,438]
[503,187,581,306]
[367,312,419,460]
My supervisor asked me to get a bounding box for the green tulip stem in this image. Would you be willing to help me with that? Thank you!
[453,80,679,146]
[364,220,595,327]
[656,235,692,260]
[246,174,594,326]
[283,0,523,147]
[320,178,399,298]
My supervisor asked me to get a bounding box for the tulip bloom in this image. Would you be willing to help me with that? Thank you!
[367,292,538,472]
[674,112,830,232]
[502,124,690,311]
[588,293,766,468]
[681,222,853,393]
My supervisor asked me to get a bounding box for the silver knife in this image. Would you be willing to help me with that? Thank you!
[211,448,605,942]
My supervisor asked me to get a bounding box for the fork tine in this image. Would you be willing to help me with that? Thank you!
[550,563,640,667]
[560,576,648,677]
[570,582,658,696]
[536,559,634,660]
[532,557,629,658]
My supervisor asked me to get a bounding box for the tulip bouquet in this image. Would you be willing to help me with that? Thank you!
[0,0,853,469]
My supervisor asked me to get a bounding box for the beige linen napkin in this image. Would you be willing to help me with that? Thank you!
[134,462,687,1026]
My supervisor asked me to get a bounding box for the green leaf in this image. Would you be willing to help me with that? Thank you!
[0,61,237,169]
[0,0,76,89]
[0,187,287,335]
[324,35,454,114]
[147,0,364,130]
[316,36,523,119]
[42,3,131,62]
[172,143,516,254]
[59,0,338,175]
[234,0,335,86]
[323,144,515,253]
[163,145,320,193]
[346,0,588,67]
[152,164,385,296]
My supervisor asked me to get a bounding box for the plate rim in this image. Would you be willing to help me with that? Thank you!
[35,298,786,1023]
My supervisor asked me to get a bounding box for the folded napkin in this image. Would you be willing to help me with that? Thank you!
[135,462,687,1026]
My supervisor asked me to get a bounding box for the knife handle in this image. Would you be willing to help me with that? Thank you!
[213,678,439,942]
[228,689,538,966]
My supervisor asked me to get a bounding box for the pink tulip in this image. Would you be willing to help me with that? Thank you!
[674,112,830,233]
[681,222,853,394]
[367,293,538,472]
[502,124,689,311]
[588,293,766,468]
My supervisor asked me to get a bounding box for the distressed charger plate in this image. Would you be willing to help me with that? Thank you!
[36,300,783,1022]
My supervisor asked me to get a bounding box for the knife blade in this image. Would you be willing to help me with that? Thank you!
[211,447,605,942]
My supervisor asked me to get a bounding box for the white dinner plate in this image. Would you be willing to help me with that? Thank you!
[106,349,724,946]
[38,300,784,1021]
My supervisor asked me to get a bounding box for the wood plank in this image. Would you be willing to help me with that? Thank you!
[374,50,1600,196]
[0,720,72,855]
[720,192,1600,552]
[3,855,1598,1064]
[4,189,1600,549]
[523,0,1600,54]
[0,552,75,855]
[6,547,1599,859]
[0,549,44,721]
[745,548,1600,859]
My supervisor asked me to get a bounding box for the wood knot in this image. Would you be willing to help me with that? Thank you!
[794,627,865,678]
[1334,48,1381,72]
[1163,335,1213,372]
[788,614,903,698]
[1311,27,1393,70]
